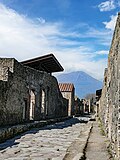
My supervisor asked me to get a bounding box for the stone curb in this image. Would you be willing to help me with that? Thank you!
[0,116,72,144]
[63,121,93,160]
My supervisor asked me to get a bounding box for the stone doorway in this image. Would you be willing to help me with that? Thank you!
[30,90,35,120]
[41,90,45,114]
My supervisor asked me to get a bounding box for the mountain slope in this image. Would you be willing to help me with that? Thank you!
[56,71,102,98]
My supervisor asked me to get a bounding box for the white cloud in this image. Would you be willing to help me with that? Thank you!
[96,50,109,55]
[55,49,107,80]
[0,3,110,80]
[98,0,115,11]
[36,17,46,24]
[0,3,61,59]
[103,14,117,30]
[83,27,113,46]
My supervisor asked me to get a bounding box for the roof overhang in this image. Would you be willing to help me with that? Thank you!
[21,54,64,73]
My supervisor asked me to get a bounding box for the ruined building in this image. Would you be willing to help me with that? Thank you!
[58,83,75,116]
[74,96,84,116]
[95,89,102,116]
[0,54,68,126]
[97,13,120,159]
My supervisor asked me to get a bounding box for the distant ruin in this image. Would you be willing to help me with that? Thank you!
[59,83,75,116]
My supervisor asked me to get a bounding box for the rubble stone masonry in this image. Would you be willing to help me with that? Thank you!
[98,13,120,159]
[0,58,68,126]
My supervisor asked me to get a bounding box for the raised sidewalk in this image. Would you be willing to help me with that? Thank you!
[85,120,112,160]
[63,117,112,160]
[0,117,72,143]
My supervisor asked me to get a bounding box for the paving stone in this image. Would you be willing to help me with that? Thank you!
[0,117,90,160]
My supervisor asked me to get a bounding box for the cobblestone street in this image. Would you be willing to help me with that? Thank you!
[0,117,89,160]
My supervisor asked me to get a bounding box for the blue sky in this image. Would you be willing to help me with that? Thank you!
[0,0,119,80]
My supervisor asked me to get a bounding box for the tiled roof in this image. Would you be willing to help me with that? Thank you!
[59,83,74,92]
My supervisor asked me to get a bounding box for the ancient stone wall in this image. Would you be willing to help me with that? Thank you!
[0,58,68,126]
[0,58,14,81]
[61,90,74,116]
[99,69,108,134]
[98,13,120,159]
